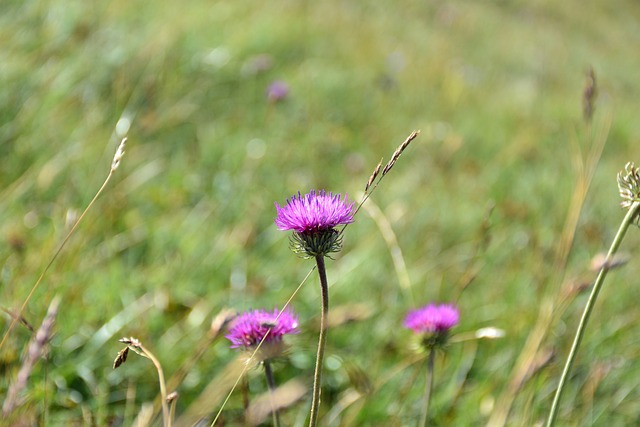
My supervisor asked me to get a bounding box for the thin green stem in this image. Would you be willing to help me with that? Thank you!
[419,348,435,427]
[263,360,281,427]
[309,255,329,427]
[546,201,640,427]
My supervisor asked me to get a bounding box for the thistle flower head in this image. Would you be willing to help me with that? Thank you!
[404,303,459,349]
[275,190,355,257]
[226,308,299,358]
[618,162,640,211]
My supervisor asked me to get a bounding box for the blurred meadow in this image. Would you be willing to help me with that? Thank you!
[2,0,640,425]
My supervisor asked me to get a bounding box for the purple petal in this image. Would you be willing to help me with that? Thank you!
[275,190,355,233]
[404,303,459,334]
[226,308,299,349]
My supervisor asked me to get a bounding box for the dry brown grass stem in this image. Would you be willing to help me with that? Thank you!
[2,296,60,417]
[117,337,171,427]
[132,403,154,427]
[167,392,179,424]
[0,137,127,352]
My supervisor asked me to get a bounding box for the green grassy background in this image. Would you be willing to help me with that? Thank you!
[2,0,640,425]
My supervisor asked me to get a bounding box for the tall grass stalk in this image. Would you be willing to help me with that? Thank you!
[167,392,179,426]
[546,199,640,426]
[0,138,127,352]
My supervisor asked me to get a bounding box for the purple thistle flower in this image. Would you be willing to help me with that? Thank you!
[404,303,459,334]
[275,190,355,233]
[226,308,299,350]
[275,190,355,257]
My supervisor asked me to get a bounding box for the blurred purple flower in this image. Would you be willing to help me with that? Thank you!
[267,80,289,102]
[226,308,299,350]
[275,190,355,233]
[404,303,459,334]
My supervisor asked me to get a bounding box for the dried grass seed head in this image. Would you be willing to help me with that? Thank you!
[111,137,127,172]
[113,347,130,369]
[365,160,383,192]
[382,130,419,176]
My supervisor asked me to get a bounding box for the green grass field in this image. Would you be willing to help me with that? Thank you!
[2,0,640,425]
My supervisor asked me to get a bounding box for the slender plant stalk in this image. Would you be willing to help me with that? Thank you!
[165,392,178,427]
[546,201,640,427]
[168,397,177,425]
[419,348,436,427]
[309,255,329,427]
[119,339,171,427]
[263,360,281,427]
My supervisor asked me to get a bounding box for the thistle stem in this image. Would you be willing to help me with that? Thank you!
[309,255,329,427]
[546,201,640,427]
[264,360,281,427]
[419,348,436,427]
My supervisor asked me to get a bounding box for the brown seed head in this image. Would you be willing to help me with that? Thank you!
[365,159,383,192]
[382,130,419,176]
[113,347,130,369]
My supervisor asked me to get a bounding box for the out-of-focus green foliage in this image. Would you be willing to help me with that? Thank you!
[2,0,640,425]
